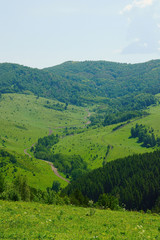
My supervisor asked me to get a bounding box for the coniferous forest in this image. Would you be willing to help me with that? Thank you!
[63,150,160,211]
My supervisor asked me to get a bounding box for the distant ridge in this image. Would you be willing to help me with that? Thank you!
[0,59,160,105]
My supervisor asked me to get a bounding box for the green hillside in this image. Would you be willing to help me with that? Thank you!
[1,60,160,107]
[53,103,160,169]
[0,148,68,191]
[0,60,160,220]
[0,93,88,154]
[0,200,159,240]
[0,93,89,190]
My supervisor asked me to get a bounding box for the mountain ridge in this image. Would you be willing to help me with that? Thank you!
[0,59,160,106]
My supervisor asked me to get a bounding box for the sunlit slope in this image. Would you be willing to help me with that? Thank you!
[0,200,159,240]
[0,152,68,190]
[53,104,160,169]
[0,93,88,153]
[1,93,160,171]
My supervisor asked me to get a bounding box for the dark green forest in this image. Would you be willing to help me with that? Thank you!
[63,150,160,211]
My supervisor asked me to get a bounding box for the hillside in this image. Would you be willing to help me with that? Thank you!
[0,60,160,216]
[0,60,160,107]
[44,60,160,104]
[0,200,159,240]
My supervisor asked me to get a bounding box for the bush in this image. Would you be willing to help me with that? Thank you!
[96,193,120,210]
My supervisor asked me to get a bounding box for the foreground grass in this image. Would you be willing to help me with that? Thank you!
[0,200,159,240]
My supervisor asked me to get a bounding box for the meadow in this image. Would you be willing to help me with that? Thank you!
[53,103,160,169]
[0,93,89,189]
[0,200,160,240]
[1,93,160,172]
[0,93,88,154]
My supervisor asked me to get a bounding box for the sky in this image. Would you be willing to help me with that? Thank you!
[0,0,160,68]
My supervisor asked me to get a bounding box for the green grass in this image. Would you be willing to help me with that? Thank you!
[0,153,68,190]
[2,93,159,171]
[0,93,91,189]
[1,93,160,182]
[0,93,89,154]
[53,105,160,169]
[0,200,160,239]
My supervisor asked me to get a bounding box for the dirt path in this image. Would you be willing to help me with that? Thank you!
[24,143,35,158]
[24,110,91,183]
[41,160,70,183]
[24,130,70,183]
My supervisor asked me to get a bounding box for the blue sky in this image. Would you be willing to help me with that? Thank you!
[0,0,160,68]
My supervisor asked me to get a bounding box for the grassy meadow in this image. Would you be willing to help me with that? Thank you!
[0,93,89,189]
[0,200,160,240]
[2,154,68,190]
[1,93,160,172]
[53,104,160,169]
[0,93,88,154]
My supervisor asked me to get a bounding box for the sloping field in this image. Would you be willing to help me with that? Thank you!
[0,93,88,154]
[53,104,160,169]
[0,200,159,240]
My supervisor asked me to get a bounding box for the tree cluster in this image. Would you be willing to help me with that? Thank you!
[130,123,160,148]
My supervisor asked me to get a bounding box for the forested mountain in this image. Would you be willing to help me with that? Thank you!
[45,60,160,98]
[0,60,160,106]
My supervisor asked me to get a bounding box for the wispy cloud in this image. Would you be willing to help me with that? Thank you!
[120,0,160,55]
[120,0,153,14]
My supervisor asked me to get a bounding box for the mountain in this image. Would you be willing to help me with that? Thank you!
[44,60,160,99]
[0,60,160,106]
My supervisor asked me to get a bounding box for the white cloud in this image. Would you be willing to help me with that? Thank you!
[120,0,160,55]
[120,0,153,14]
[136,0,153,8]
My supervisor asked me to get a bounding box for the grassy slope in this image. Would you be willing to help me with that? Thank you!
[0,200,159,240]
[0,93,89,189]
[0,93,88,154]
[1,93,160,171]
[53,104,160,169]
[2,154,68,190]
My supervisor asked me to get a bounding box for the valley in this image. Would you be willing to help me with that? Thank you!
[0,60,160,239]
